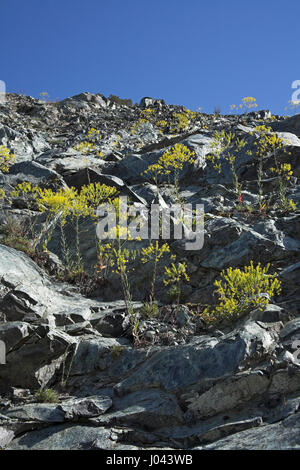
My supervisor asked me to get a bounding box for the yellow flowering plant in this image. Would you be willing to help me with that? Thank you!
[143,143,195,203]
[250,125,296,212]
[73,128,103,157]
[230,97,258,115]
[164,262,190,312]
[141,241,171,302]
[169,109,198,134]
[0,145,15,173]
[207,130,246,196]
[201,261,281,325]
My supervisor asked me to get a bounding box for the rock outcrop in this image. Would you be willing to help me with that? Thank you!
[0,93,299,450]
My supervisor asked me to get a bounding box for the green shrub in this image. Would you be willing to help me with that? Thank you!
[140,301,159,319]
[35,388,59,403]
[109,94,133,107]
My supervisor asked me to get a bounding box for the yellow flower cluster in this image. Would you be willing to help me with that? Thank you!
[286,199,297,211]
[73,128,103,156]
[202,261,281,324]
[79,182,118,209]
[0,145,15,173]
[112,134,121,148]
[10,181,40,197]
[140,108,156,120]
[159,143,196,173]
[171,112,190,133]
[242,96,258,111]
[141,241,170,264]
[170,109,198,134]
[144,144,196,182]
[11,181,119,222]
[270,163,293,180]
[88,128,102,140]
[74,141,96,154]
[163,262,189,286]
[131,118,149,135]
[0,188,5,200]
[184,108,197,120]
[156,120,168,132]
[36,187,84,221]
[112,245,139,275]
[251,125,284,154]
[250,125,296,211]
[131,107,198,137]
[230,96,258,114]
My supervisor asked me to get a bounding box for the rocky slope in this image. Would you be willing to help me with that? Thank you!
[0,92,299,450]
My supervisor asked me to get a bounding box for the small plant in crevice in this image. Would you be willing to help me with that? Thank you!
[140,301,160,319]
[110,345,124,360]
[163,262,190,315]
[35,388,59,403]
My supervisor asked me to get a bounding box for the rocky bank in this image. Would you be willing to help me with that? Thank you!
[0,92,299,450]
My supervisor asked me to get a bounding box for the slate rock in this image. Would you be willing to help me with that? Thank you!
[195,412,300,449]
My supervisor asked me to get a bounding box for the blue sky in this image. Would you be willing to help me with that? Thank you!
[1,0,300,114]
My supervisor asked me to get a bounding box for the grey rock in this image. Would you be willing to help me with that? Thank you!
[280,318,300,340]
[70,336,144,377]
[7,424,131,450]
[94,309,127,337]
[175,306,192,328]
[114,320,278,397]
[271,114,300,138]
[250,304,285,323]
[0,321,34,352]
[59,395,112,420]
[105,133,210,185]
[63,168,148,206]
[2,403,65,423]
[0,323,76,391]
[139,97,165,109]
[2,92,300,450]
[0,244,112,327]
[196,216,300,268]
[91,389,183,431]
[195,416,263,444]
[7,161,65,188]
[0,427,14,449]
[37,150,107,174]
[196,412,300,449]
[186,371,269,418]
